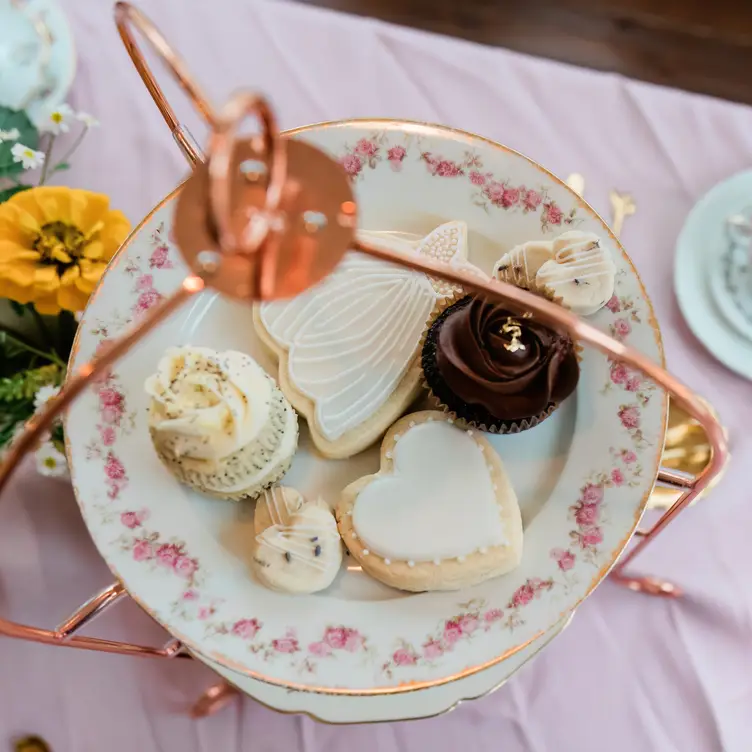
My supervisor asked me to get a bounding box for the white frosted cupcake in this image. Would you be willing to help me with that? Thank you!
[144,346,298,501]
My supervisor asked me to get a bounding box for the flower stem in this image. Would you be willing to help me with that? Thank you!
[0,324,65,367]
[39,134,56,185]
[50,126,87,174]
[26,305,63,364]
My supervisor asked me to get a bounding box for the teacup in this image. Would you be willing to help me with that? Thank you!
[0,1,52,111]
[721,210,752,331]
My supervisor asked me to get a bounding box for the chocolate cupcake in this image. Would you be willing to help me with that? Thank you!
[422,295,579,433]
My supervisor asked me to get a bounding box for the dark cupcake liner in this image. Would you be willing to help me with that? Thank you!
[420,295,562,435]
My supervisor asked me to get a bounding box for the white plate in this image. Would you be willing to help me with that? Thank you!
[675,169,752,379]
[66,121,666,695]
[196,614,574,723]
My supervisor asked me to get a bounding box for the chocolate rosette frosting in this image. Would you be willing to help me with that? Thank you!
[422,295,579,430]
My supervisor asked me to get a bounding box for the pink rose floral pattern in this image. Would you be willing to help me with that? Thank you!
[84,372,134,500]
[421,148,578,232]
[203,621,371,675]
[116,528,201,587]
[381,592,549,678]
[85,227,175,501]
[337,131,581,232]
[596,292,657,450]
[387,145,407,171]
[339,135,385,179]
[148,222,174,270]
[560,448,643,566]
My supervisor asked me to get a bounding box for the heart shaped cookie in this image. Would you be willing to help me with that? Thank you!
[337,411,523,592]
[252,486,343,594]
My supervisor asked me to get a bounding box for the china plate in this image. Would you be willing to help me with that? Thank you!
[675,169,752,379]
[197,614,574,723]
[66,121,666,694]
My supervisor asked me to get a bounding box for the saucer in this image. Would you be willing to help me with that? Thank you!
[675,169,752,379]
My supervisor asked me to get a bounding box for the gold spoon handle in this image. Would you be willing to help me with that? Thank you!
[609,189,636,239]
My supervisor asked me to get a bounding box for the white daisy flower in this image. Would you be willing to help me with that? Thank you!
[0,127,20,143]
[76,111,99,128]
[38,103,74,134]
[11,143,45,169]
[34,384,61,411]
[35,441,69,479]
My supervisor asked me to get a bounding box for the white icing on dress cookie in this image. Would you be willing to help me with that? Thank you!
[259,222,478,442]
[536,231,616,316]
[352,421,506,562]
[252,486,342,594]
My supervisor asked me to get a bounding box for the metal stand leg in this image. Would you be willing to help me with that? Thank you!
[190,681,241,718]
[610,467,705,596]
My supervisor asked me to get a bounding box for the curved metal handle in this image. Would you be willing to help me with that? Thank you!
[114,1,215,165]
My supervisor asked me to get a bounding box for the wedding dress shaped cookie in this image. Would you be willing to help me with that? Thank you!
[336,411,523,592]
[254,222,483,458]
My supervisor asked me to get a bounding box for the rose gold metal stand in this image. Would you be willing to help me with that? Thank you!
[0,1,730,718]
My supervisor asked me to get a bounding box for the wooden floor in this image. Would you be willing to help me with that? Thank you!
[295,0,752,105]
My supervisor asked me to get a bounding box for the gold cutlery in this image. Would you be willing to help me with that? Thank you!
[564,173,727,510]
[608,189,637,239]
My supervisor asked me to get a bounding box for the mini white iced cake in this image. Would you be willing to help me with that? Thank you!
[252,486,343,594]
[494,230,616,316]
[144,346,298,501]
[337,411,523,592]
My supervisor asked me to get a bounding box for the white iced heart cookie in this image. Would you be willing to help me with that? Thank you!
[145,346,298,501]
[337,411,523,592]
[252,486,343,594]
[536,231,616,316]
[254,221,482,459]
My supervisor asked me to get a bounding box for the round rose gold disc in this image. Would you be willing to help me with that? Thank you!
[173,136,356,301]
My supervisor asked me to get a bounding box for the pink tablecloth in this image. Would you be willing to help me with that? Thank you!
[2,0,752,749]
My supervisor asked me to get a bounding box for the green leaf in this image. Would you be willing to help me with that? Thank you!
[9,300,26,317]
[0,106,39,177]
[52,162,70,173]
[0,184,31,203]
[0,363,62,403]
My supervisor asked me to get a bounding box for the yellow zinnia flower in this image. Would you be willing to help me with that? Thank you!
[0,186,131,314]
